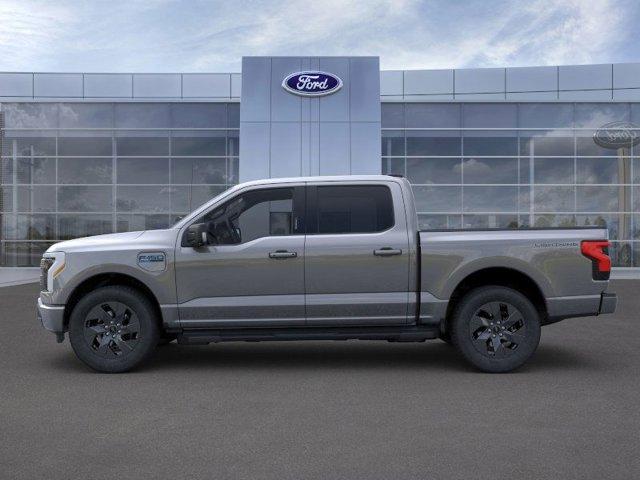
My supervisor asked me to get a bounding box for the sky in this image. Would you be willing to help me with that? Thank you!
[0,0,638,73]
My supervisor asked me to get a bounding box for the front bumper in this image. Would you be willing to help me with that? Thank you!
[37,298,65,333]
[599,293,617,315]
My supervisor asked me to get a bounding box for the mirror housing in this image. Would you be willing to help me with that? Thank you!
[182,223,208,248]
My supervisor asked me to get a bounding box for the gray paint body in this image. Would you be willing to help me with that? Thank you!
[37,175,614,335]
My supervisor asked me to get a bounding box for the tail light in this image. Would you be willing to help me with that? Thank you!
[581,240,611,280]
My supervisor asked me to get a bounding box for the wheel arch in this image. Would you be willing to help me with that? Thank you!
[443,267,549,334]
[63,272,163,329]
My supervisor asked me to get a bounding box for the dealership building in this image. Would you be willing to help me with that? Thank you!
[1,57,640,269]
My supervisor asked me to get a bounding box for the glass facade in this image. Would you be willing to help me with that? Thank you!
[1,100,639,267]
[382,102,640,267]
[0,102,239,266]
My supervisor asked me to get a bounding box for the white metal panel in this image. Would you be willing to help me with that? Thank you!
[455,68,504,94]
[559,64,611,91]
[0,73,33,97]
[506,66,557,92]
[182,74,230,97]
[404,69,453,95]
[34,73,83,97]
[84,73,132,97]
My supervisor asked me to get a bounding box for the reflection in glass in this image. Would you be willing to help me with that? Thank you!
[58,214,113,240]
[117,158,169,184]
[116,186,171,213]
[576,157,624,184]
[464,187,518,213]
[381,158,405,177]
[3,137,56,156]
[462,158,517,184]
[59,158,112,184]
[116,214,171,232]
[16,186,56,212]
[407,132,461,156]
[171,158,226,184]
[16,158,55,184]
[381,131,404,156]
[534,158,574,184]
[116,136,169,156]
[58,186,113,212]
[418,214,461,230]
[58,137,112,156]
[407,158,461,184]
[462,214,519,229]
[534,187,575,212]
[576,186,626,212]
[412,186,462,213]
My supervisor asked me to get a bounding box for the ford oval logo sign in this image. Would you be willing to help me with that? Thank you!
[282,71,343,97]
[593,121,640,149]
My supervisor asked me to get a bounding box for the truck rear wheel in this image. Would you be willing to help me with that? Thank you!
[450,286,541,373]
[68,286,160,373]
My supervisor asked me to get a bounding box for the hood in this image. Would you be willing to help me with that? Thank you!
[47,231,147,253]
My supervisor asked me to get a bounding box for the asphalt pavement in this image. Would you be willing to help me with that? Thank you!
[1,281,638,479]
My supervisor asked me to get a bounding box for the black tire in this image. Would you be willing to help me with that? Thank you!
[451,286,541,373]
[68,286,160,373]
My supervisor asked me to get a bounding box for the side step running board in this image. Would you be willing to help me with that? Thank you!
[177,325,440,345]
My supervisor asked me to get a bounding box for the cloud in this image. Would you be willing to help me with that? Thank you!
[0,0,636,73]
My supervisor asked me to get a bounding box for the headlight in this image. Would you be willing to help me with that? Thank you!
[40,252,65,292]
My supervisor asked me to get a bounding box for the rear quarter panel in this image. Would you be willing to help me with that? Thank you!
[419,228,610,300]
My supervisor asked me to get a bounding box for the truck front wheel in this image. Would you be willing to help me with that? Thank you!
[450,286,541,373]
[68,286,160,373]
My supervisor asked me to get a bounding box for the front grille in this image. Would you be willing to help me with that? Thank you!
[40,257,54,291]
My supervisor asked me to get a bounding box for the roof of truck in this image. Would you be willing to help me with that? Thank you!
[238,174,408,187]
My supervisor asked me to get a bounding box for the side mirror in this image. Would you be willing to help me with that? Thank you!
[182,223,208,248]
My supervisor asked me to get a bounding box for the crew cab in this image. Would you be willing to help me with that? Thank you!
[37,175,617,373]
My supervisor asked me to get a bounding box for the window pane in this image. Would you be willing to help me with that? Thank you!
[533,214,576,227]
[577,186,627,212]
[16,186,56,212]
[16,157,55,184]
[114,104,170,128]
[171,158,227,184]
[58,186,113,212]
[116,186,171,213]
[381,103,404,128]
[576,135,626,156]
[413,185,462,213]
[58,158,112,184]
[8,214,56,240]
[171,134,226,156]
[170,103,227,128]
[534,187,575,212]
[116,136,168,156]
[418,214,461,230]
[407,158,461,184]
[228,103,240,127]
[381,130,404,156]
[407,132,461,156]
[463,104,517,128]
[576,157,624,184]
[3,136,56,156]
[462,214,520,229]
[315,186,393,234]
[463,133,518,156]
[463,187,518,213]
[406,104,460,128]
[534,158,574,184]
[58,214,113,239]
[518,104,574,129]
[577,213,629,241]
[117,158,169,184]
[59,103,113,128]
[0,242,53,267]
[117,214,171,232]
[611,242,632,267]
[574,103,630,128]
[227,130,239,157]
[381,158,405,177]
[519,134,574,156]
[463,158,517,184]
[58,137,113,156]
[2,103,58,128]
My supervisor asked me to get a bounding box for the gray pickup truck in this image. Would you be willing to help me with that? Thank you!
[37,175,616,373]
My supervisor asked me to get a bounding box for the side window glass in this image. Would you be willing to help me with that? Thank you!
[199,188,294,244]
[316,185,394,234]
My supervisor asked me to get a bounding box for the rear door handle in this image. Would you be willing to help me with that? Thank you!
[269,250,298,259]
[374,248,402,256]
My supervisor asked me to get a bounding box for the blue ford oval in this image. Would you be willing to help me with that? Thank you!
[282,71,343,97]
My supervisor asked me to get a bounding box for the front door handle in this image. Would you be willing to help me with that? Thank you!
[374,247,402,256]
[269,250,298,259]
